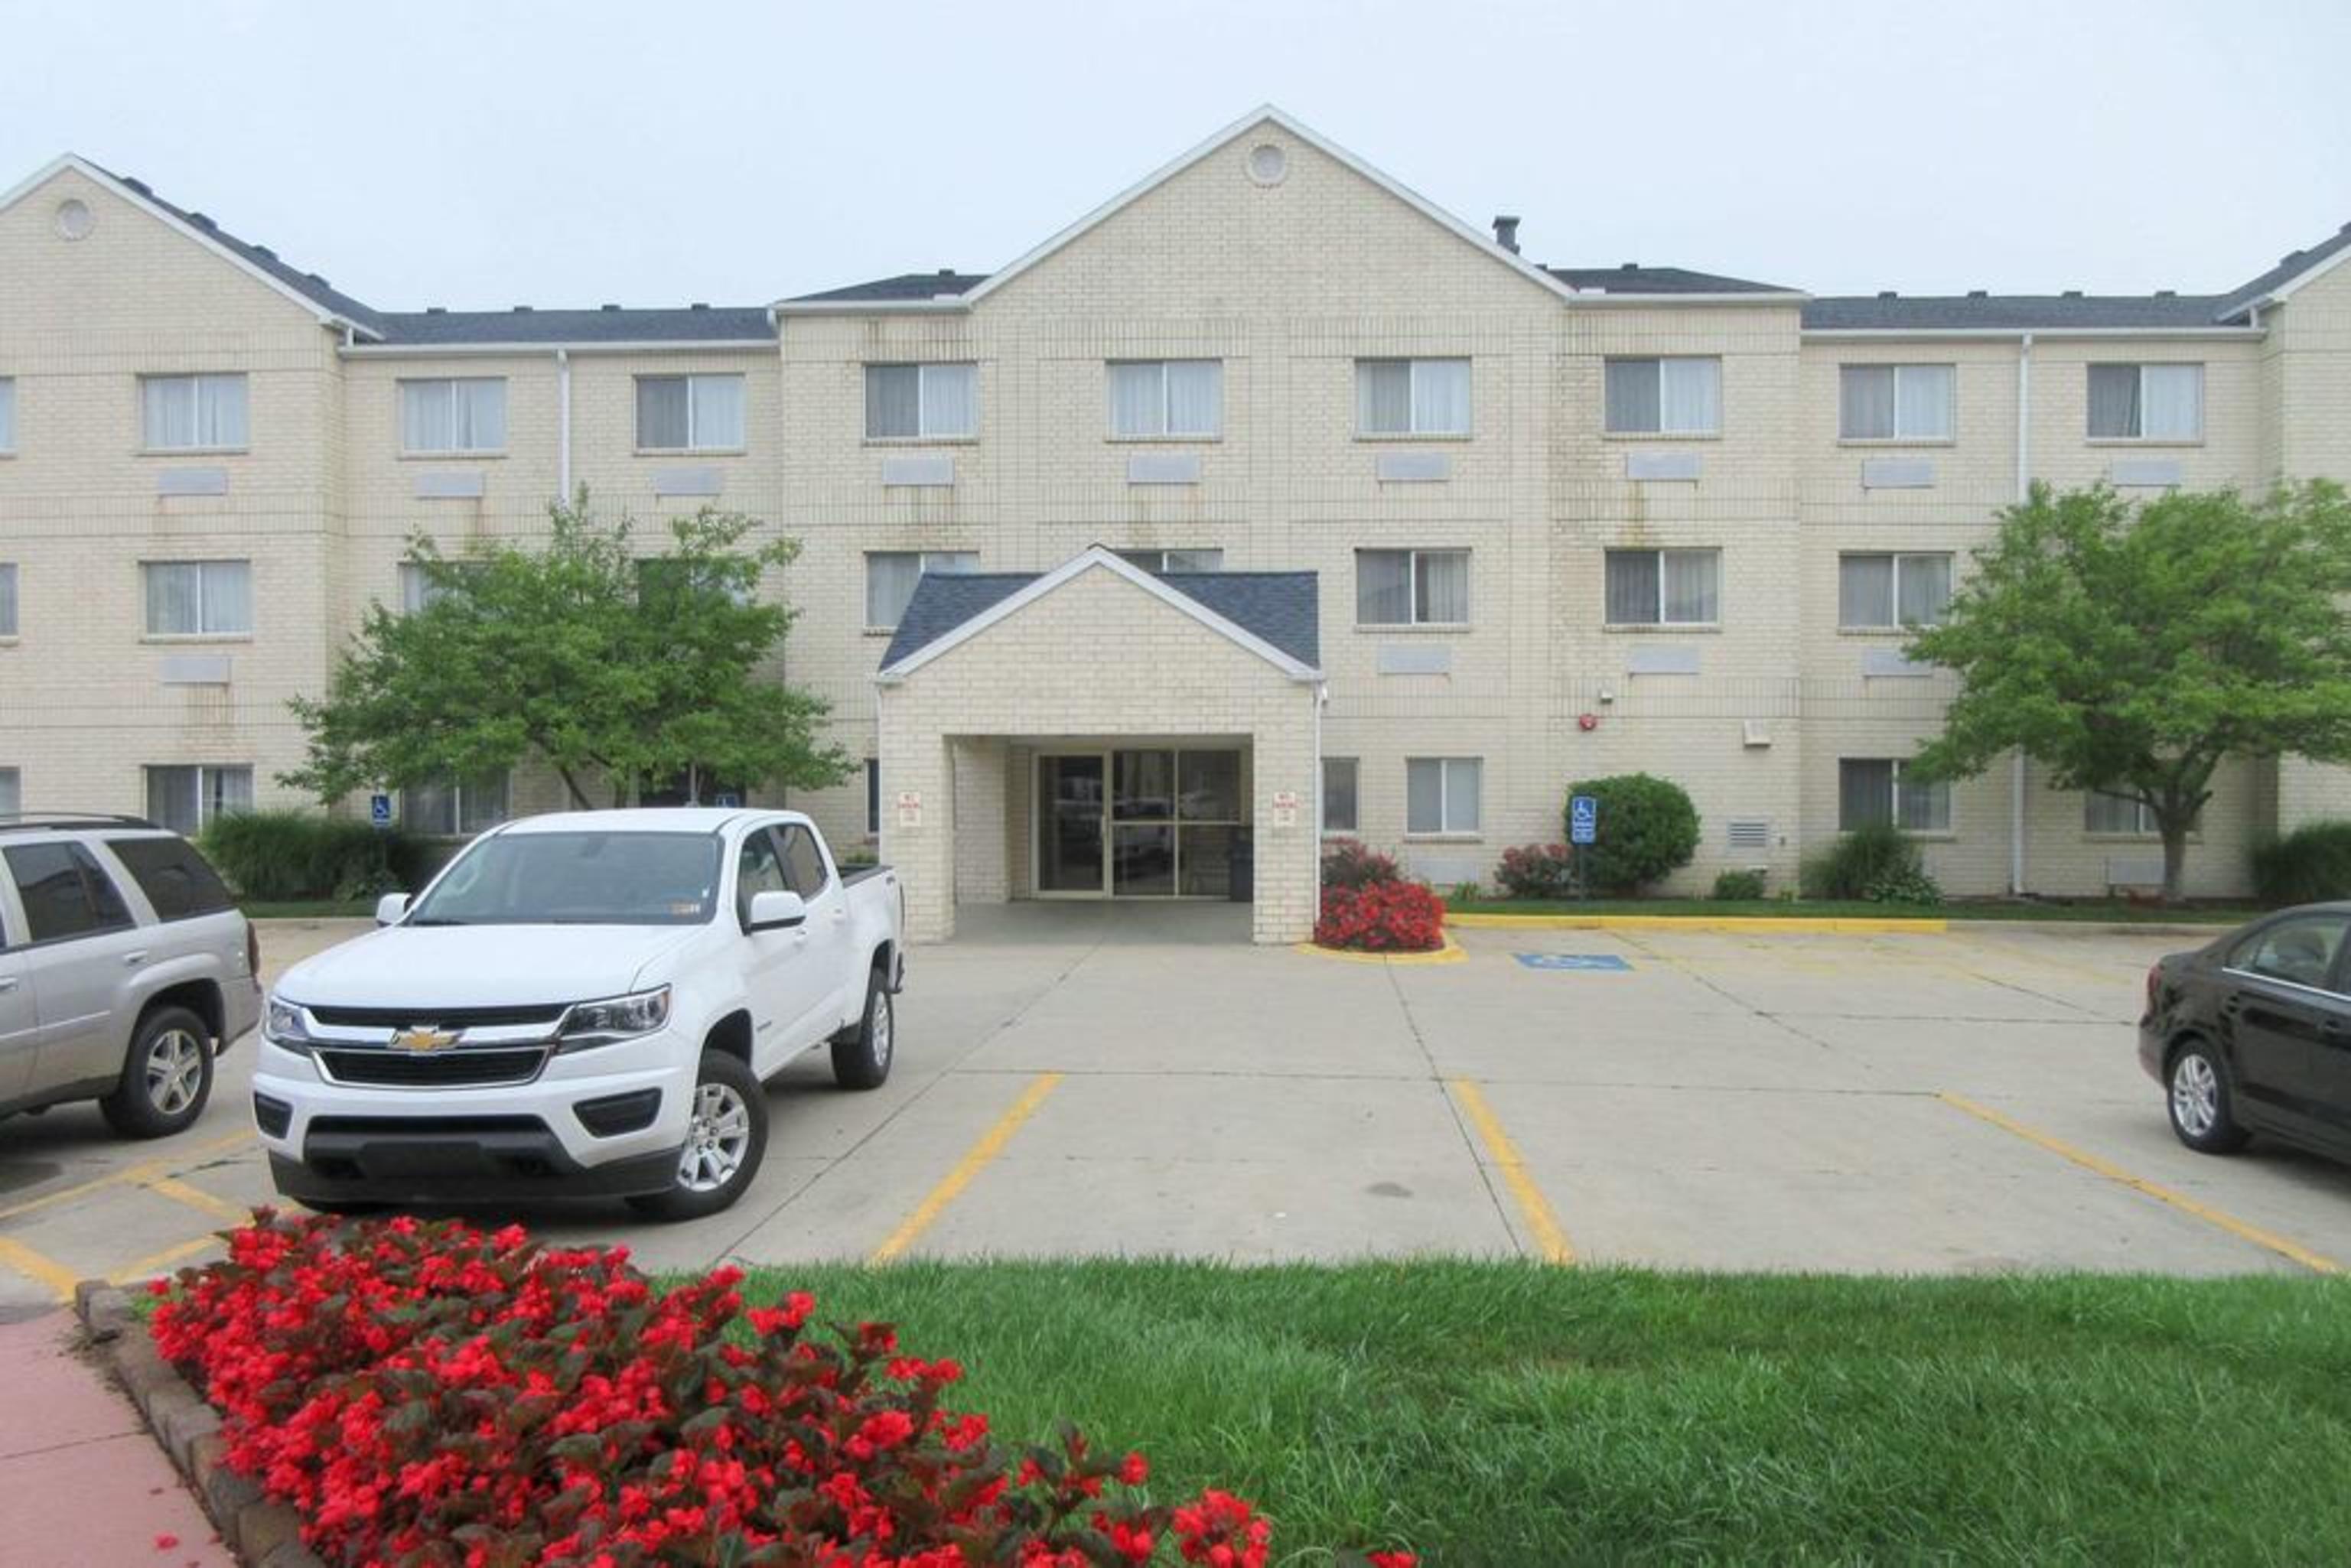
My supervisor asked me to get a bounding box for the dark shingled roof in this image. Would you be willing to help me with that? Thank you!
[1800,293,2230,331]
[2213,223,2351,322]
[373,306,774,346]
[789,271,989,304]
[1546,264,1797,295]
[881,564,1320,672]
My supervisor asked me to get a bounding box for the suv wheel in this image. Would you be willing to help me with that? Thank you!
[831,969,894,1091]
[2167,1039,2252,1154]
[627,1051,767,1222]
[99,1005,215,1139]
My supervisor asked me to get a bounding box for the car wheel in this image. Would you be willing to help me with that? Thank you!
[98,1005,215,1139]
[627,1051,767,1222]
[830,970,893,1091]
[2167,1039,2251,1154]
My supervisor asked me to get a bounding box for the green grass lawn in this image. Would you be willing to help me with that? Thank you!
[1447,896,2258,924]
[239,898,380,920]
[724,1261,2351,1565]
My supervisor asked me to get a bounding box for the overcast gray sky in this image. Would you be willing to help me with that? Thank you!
[3,0,2346,311]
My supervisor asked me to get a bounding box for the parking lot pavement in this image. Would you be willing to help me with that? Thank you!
[3,912,2348,1308]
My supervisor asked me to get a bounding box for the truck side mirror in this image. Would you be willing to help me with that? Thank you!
[374,893,411,927]
[745,890,808,932]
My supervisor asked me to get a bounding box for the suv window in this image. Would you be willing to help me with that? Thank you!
[104,837,233,921]
[778,825,828,896]
[736,829,790,922]
[2232,915,2348,991]
[5,842,135,944]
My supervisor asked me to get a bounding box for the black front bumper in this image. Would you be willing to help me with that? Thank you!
[269,1114,680,1204]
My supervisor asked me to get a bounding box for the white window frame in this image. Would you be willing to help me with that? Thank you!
[864,550,978,631]
[635,373,747,452]
[1604,548,1721,627]
[1604,356,1722,436]
[1405,756,1482,837]
[2087,363,2204,441]
[1838,552,1954,630]
[1356,548,1470,628]
[2084,792,2167,837]
[1838,363,1955,441]
[399,772,511,837]
[1354,358,1472,437]
[398,377,507,455]
[138,372,249,453]
[1838,758,1951,834]
[143,764,253,834]
[0,376,15,454]
[141,560,252,637]
[864,363,978,441]
[1105,359,1223,439]
[1321,757,1359,835]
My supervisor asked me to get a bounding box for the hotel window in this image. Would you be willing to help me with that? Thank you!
[865,363,977,440]
[142,561,252,636]
[1838,553,1952,629]
[1322,757,1359,834]
[1116,548,1225,574]
[1604,357,1721,435]
[1405,757,1481,835]
[1108,360,1223,438]
[2088,363,2203,440]
[1355,359,1470,436]
[865,759,880,836]
[398,559,488,613]
[1838,759,1949,833]
[399,378,506,454]
[139,373,248,451]
[1839,365,1954,441]
[0,377,15,453]
[1604,548,1719,626]
[865,550,978,629]
[1356,549,1469,626]
[2085,792,2179,836]
[0,768,17,817]
[145,765,253,834]
[637,374,745,451]
[400,772,510,836]
[0,563,15,636]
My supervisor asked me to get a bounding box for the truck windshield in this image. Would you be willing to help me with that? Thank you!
[406,831,722,926]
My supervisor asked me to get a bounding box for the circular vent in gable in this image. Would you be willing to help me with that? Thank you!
[1245,143,1287,187]
[54,198,94,240]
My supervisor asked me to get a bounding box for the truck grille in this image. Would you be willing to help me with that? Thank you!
[316,1048,549,1088]
[306,1004,567,1031]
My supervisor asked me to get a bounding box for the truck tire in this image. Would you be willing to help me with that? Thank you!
[831,969,894,1091]
[627,1051,767,1222]
[98,1005,215,1139]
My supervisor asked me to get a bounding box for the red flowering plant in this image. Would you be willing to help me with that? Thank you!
[1493,844,1581,900]
[151,1212,1415,1568]
[1314,881,1447,953]
[1318,838,1402,890]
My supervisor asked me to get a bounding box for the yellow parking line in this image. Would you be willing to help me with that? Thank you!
[0,1236,80,1303]
[1292,934,1467,965]
[870,1074,1063,1264]
[1448,1079,1574,1264]
[111,1235,224,1287]
[1450,912,1945,935]
[145,1178,249,1225]
[0,1130,255,1224]
[1939,1093,2343,1276]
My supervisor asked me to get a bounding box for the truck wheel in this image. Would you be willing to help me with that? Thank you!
[627,1051,767,1222]
[831,970,893,1091]
[99,1005,215,1139]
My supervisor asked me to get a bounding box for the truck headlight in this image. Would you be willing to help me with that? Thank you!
[263,996,314,1052]
[557,986,672,1051]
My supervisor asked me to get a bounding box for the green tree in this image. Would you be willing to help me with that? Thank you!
[285,491,850,811]
[1907,482,2351,901]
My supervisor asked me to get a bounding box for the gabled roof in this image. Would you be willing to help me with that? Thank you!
[1545,264,1798,296]
[2213,221,2351,323]
[1802,292,2235,333]
[370,305,774,346]
[878,548,1320,682]
[786,271,988,305]
[0,155,388,340]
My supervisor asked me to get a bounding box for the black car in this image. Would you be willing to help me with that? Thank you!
[2139,903,2351,1162]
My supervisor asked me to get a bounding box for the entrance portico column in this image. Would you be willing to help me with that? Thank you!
[878,706,955,943]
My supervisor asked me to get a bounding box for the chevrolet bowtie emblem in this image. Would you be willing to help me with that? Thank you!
[389,1026,460,1054]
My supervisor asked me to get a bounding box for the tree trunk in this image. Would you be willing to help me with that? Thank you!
[2160,819,2190,904]
[553,765,592,811]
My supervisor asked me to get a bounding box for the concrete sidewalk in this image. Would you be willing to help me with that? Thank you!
[0,1307,231,1568]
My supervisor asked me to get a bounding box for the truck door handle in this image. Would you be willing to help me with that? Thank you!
[0,976,17,994]
[123,951,149,968]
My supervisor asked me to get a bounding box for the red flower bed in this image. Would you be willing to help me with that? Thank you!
[1314,882,1447,953]
[153,1214,1414,1568]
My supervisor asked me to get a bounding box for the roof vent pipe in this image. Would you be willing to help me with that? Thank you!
[1492,215,1521,254]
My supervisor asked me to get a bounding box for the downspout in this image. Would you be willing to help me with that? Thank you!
[555,348,572,500]
[2010,334,2032,895]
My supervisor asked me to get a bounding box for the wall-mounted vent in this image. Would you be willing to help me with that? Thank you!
[881,454,955,488]
[1726,818,1771,851]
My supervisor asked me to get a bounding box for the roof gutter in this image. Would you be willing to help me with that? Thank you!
[774,298,974,317]
[1804,326,2263,340]
[340,339,776,357]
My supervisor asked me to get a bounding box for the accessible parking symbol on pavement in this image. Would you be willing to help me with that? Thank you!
[1513,953,1631,971]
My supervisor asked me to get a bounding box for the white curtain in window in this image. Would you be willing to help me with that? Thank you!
[1605,551,1659,624]
[145,563,200,634]
[1895,770,1949,832]
[207,766,254,821]
[690,376,744,448]
[1661,550,1719,623]
[1415,551,1470,623]
[1356,551,1413,624]
[865,554,921,627]
[146,767,197,834]
[0,563,15,637]
[1659,359,1721,434]
[1896,365,1953,438]
[1165,360,1222,436]
[1604,359,1659,433]
[143,379,197,450]
[1356,361,1412,434]
[637,378,691,448]
[402,380,453,451]
[1838,760,1893,831]
[1108,363,1164,437]
[1412,359,1471,434]
[1162,549,1224,572]
[0,768,18,817]
[459,772,511,834]
[1443,758,1482,831]
[197,376,247,447]
[1897,554,1952,625]
[2141,364,2202,439]
[1839,366,1896,439]
[921,551,978,576]
[1838,555,1895,626]
[2087,365,2141,438]
[200,561,252,633]
[402,779,458,835]
[0,379,15,451]
[2085,792,2146,834]
[1322,757,1358,833]
[921,365,977,437]
[865,366,920,438]
[1405,759,1444,833]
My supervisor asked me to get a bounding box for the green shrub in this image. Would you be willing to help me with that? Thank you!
[1800,822,1921,901]
[1863,864,1944,906]
[1495,844,1580,899]
[1711,868,1767,901]
[2251,821,2351,907]
[1561,775,1701,895]
[198,811,417,902]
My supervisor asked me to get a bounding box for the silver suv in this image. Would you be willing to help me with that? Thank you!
[0,814,261,1137]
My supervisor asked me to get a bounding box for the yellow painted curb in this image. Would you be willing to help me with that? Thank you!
[1446,912,1947,935]
[1293,932,1468,965]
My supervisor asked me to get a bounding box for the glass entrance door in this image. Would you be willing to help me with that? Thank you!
[1036,748,1245,898]
[1037,755,1106,893]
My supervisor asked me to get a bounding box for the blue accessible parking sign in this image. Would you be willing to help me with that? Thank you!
[369,792,392,830]
[1514,953,1630,972]
[1569,794,1598,845]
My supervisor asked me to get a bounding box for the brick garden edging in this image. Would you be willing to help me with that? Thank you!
[73,1280,328,1568]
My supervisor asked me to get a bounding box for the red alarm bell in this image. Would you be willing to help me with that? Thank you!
[1577,713,1600,731]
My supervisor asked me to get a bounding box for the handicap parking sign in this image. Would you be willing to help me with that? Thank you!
[369,792,392,830]
[1569,795,1598,845]
[1515,953,1630,972]
[715,791,741,808]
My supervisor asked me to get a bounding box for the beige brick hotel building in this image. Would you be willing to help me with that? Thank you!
[4,108,2349,941]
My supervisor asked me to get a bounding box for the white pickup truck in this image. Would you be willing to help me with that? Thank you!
[254,808,904,1219]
